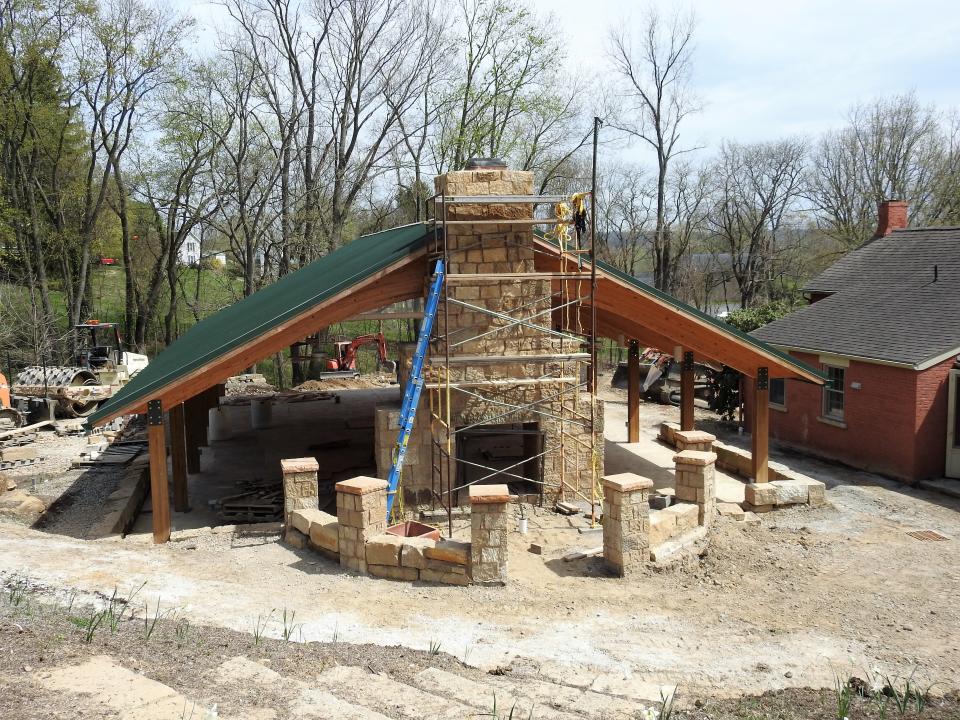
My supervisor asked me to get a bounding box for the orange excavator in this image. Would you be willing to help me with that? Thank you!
[0,373,25,429]
[323,333,396,378]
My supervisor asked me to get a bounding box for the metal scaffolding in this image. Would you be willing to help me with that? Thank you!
[423,185,600,535]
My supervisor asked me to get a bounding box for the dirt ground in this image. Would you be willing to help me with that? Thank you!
[3,592,958,719]
[1,377,960,708]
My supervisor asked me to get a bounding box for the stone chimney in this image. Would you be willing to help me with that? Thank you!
[875,200,908,237]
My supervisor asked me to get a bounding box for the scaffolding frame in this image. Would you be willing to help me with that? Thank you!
[422,161,601,536]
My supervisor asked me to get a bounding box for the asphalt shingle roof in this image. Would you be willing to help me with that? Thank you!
[753,227,960,367]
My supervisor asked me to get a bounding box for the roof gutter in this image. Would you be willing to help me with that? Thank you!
[768,342,960,371]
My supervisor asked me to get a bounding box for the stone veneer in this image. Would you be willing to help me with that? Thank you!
[469,484,513,584]
[674,429,716,453]
[280,457,319,523]
[336,476,388,573]
[601,473,653,576]
[376,168,603,505]
[285,472,473,585]
[673,450,717,526]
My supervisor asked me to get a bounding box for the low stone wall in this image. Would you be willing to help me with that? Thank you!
[648,503,699,546]
[281,465,491,585]
[659,421,826,512]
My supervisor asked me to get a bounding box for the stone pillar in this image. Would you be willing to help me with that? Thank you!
[469,484,512,584]
[601,473,653,577]
[336,476,388,573]
[281,457,319,523]
[673,450,717,526]
[674,429,716,453]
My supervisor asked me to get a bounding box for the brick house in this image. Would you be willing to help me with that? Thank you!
[749,201,960,482]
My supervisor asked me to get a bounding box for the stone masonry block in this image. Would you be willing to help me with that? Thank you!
[400,537,437,569]
[336,476,388,496]
[368,564,419,582]
[420,567,470,586]
[744,482,778,506]
[664,502,699,532]
[672,450,717,467]
[309,516,340,554]
[602,473,654,495]
[281,457,319,475]
[425,540,471,566]
[366,534,404,566]
[770,480,809,506]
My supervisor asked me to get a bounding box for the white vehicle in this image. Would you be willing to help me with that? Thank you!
[11,321,149,421]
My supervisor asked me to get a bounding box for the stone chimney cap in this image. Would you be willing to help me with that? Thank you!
[464,157,507,170]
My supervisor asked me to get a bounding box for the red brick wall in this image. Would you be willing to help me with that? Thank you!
[912,356,955,479]
[743,352,952,482]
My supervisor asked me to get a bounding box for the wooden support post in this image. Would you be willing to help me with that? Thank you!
[680,350,695,432]
[147,400,171,543]
[169,403,190,513]
[184,394,203,473]
[752,368,770,483]
[627,340,640,443]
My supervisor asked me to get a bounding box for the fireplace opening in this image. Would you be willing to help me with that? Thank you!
[455,422,544,504]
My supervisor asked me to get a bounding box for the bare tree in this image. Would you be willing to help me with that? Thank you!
[317,0,440,250]
[707,139,807,308]
[74,0,193,345]
[608,6,699,294]
[809,93,944,248]
[596,163,652,276]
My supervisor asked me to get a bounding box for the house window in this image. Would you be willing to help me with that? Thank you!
[822,366,845,420]
[769,378,786,408]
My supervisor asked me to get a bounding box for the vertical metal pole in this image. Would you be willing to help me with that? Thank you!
[589,116,601,526]
[442,193,453,536]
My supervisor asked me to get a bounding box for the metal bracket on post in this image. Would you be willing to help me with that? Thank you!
[146,399,163,426]
[683,351,694,371]
[756,367,769,391]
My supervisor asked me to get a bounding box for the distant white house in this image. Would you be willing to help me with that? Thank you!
[178,235,228,268]
[179,236,201,266]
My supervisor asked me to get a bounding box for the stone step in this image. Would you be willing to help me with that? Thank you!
[292,688,395,719]
[36,655,205,720]
[318,665,474,719]
[412,667,582,720]
[484,673,654,719]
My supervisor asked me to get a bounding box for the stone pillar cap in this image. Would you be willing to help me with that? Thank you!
[280,457,319,474]
[468,484,512,504]
[336,476,388,495]
[672,450,718,466]
[602,473,654,492]
[675,430,716,443]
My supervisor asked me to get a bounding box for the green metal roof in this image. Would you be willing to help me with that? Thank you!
[90,220,822,426]
[88,223,431,425]
[589,249,826,382]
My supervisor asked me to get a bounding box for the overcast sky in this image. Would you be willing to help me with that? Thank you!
[178,0,960,154]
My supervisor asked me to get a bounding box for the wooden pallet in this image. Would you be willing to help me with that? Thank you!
[0,456,44,470]
[72,441,146,467]
[0,432,37,449]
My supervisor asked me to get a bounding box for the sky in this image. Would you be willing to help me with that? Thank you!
[535,0,960,150]
[176,0,960,153]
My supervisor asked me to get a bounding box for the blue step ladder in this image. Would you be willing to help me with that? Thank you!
[386,259,445,519]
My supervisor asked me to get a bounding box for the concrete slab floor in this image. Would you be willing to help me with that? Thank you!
[131,387,401,536]
[602,395,747,504]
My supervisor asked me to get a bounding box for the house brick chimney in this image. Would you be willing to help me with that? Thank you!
[875,200,908,237]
